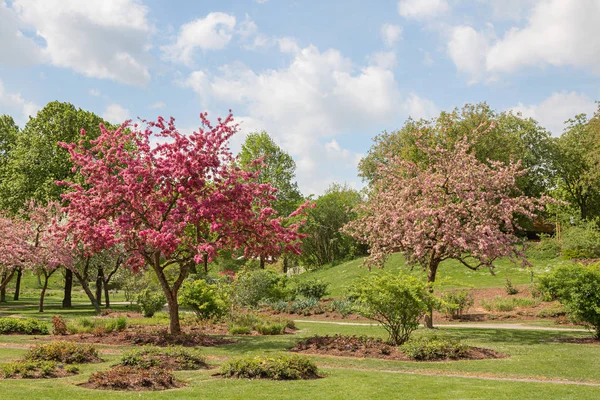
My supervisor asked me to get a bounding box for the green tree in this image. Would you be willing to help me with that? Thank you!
[358,103,553,198]
[238,131,303,217]
[0,101,111,213]
[550,107,600,220]
[300,183,365,267]
[0,115,19,175]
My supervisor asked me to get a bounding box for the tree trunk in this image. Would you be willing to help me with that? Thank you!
[0,270,15,303]
[423,259,440,329]
[151,255,183,335]
[38,270,56,313]
[283,254,289,274]
[73,271,101,314]
[103,282,110,309]
[13,268,22,301]
[167,296,180,335]
[95,267,103,307]
[62,269,73,308]
[260,256,265,269]
[203,254,208,274]
[36,271,41,287]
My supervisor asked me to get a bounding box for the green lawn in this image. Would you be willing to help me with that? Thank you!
[296,252,575,297]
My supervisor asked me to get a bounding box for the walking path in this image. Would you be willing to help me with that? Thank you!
[295,319,589,332]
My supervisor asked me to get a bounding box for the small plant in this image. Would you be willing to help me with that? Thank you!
[51,315,68,336]
[227,313,292,335]
[348,272,436,345]
[505,277,519,295]
[263,299,289,313]
[480,296,540,312]
[66,316,127,335]
[232,269,289,307]
[219,354,319,380]
[178,279,229,321]
[0,360,71,379]
[0,317,49,335]
[228,326,252,335]
[401,333,469,361]
[137,289,166,318]
[24,341,100,364]
[255,322,286,335]
[292,279,330,300]
[119,346,207,370]
[440,290,474,320]
[86,366,179,390]
[330,299,354,318]
[289,297,319,315]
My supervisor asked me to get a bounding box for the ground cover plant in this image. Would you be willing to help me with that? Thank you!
[24,341,100,363]
[219,354,320,380]
[119,345,208,370]
[0,317,48,335]
[0,360,78,379]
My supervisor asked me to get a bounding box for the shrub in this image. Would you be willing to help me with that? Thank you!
[0,361,66,379]
[505,278,518,295]
[66,317,127,335]
[537,265,586,302]
[263,299,289,313]
[348,272,435,345]
[289,297,319,315]
[401,333,469,361]
[255,322,286,335]
[51,315,68,335]
[178,279,229,321]
[480,296,539,312]
[560,223,600,259]
[539,264,600,338]
[232,269,289,307]
[219,355,319,380]
[137,289,166,318]
[229,326,252,335]
[330,299,354,318]
[292,279,330,300]
[227,313,292,335]
[440,290,474,320]
[87,366,177,390]
[0,318,49,335]
[119,345,207,370]
[24,341,99,364]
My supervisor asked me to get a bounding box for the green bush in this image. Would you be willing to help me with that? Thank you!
[330,299,354,318]
[227,312,292,335]
[401,334,469,361]
[255,322,286,335]
[228,326,252,335]
[505,278,519,295]
[539,264,600,338]
[440,290,474,320]
[263,299,289,313]
[179,279,229,321]
[480,296,539,312]
[219,355,319,380]
[137,288,166,318]
[292,279,330,300]
[289,297,319,315]
[0,318,48,335]
[0,360,63,379]
[120,346,207,370]
[348,272,436,345]
[232,269,289,307]
[537,265,586,301]
[560,223,600,259]
[24,341,99,364]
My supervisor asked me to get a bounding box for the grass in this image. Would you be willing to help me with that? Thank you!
[480,296,541,312]
[297,252,575,298]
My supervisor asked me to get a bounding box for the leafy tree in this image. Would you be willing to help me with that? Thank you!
[345,131,547,327]
[0,115,19,175]
[359,103,553,198]
[300,183,365,267]
[238,132,303,217]
[60,113,307,334]
[549,107,600,220]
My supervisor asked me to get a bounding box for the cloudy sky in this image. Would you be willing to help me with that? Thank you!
[1,0,599,195]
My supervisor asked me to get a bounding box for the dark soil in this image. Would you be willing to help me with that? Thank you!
[81,366,186,391]
[290,335,507,361]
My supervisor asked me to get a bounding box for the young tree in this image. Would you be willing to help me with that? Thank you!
[344,128,547,328]
[0,215,30,302]
[60,113,307,334]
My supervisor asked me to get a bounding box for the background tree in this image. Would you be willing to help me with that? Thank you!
[300,183,366,267]
[358,103,553,198]
[0,214,30,302]
[345,128,547,328]
[60,113,307,334]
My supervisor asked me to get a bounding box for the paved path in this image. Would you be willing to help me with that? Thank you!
[294,319,588,332]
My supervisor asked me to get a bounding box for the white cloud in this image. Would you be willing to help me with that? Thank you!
[161,12,236,66]
[398,0,449,19]
[277,37,300,54]
[447,0,600,81]
[102,104,130,124]
[183,44,437,194]
[88,89,101,97]
[511,91,597,135]
[11,0,152,86]
[368,51,397,69]
[150,101,166,109]
[0,0,42,66]
[255,0,268,3]
[402,93,440,120]
[380,23,402,47]
[0,79,39,122]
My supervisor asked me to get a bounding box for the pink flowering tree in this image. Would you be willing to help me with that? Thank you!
[344,131,548,328]
[59,113,307,334]
[0,215,32,302]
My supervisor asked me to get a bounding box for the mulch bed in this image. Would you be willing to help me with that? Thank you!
[290,335,506,361]
[0,367,77,379]
[551,337,600,345]
[80,366,186,391]
[42,327,235,347]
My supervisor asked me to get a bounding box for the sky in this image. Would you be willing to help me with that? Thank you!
[0,0,599,195]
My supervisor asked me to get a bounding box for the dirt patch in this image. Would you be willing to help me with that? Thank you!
[40,327,235,347]
[551,337,600,345]
[290,335,506,361]
[80,366,186,391]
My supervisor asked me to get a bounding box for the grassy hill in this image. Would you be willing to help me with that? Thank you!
[294,252,575,298]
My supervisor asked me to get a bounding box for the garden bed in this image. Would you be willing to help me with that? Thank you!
[290,335,506,361]
[80,366,186,391]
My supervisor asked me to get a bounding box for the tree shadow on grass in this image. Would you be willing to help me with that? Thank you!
[439,327,591,345]
[218,334,300,354]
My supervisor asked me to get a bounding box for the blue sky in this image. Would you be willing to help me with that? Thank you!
[1,0,599,195]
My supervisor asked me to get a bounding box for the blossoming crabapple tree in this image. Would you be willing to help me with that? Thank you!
[0,214,31,302]
[344,129,548,328]
[60,113,307,334]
